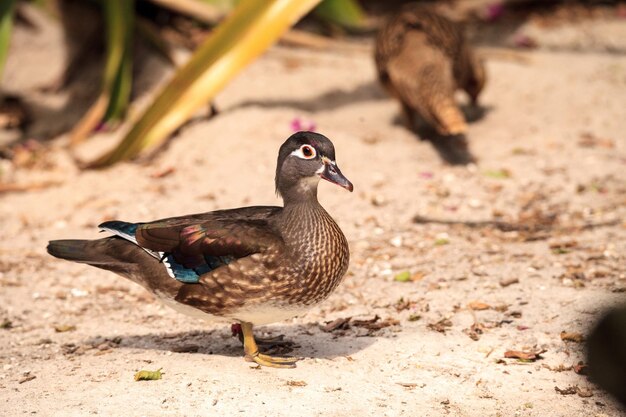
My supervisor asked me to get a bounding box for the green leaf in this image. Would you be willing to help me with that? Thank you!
[434,238,449,246]
[104,0,134,122]
[408,314,421,322]
[70,0,134,145]
[551,248,570,255]
[87,0,322,168]
[394,271,411,282]
[484,169,511,179]
[134,368,163,381]
[0,0,16,83]
[314,0,366,30]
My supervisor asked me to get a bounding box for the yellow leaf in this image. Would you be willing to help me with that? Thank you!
[87,0,322,168]
[468,301,491,311]
[54,324,77,333]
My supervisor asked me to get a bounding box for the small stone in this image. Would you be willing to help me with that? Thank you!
[468,199,483,209]
[389,236,403,248]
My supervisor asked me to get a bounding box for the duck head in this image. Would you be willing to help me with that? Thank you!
[275,131,353,202]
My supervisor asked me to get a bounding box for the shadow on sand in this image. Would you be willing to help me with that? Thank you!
[85,323,381,360]
[230,80,388,113]
[392,103,491,165]
[232,80,491,166]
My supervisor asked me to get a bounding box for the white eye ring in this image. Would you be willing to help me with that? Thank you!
[291,144,317,160]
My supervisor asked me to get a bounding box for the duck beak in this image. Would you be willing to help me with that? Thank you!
[320,157,353,192]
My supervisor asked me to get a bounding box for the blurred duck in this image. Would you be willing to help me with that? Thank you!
[375,3,486,136]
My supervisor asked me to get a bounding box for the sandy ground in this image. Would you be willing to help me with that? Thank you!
[1,7,626,417]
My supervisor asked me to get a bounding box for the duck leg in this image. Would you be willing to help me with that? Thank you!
[240,322,298,368]
[231,323,295,350]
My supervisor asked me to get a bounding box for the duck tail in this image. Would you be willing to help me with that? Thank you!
[47,239,116,265]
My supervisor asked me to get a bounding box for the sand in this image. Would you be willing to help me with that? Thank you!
[1,6,626,417]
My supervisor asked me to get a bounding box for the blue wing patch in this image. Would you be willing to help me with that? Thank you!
[98,220,233,284]
[161,254,234,283]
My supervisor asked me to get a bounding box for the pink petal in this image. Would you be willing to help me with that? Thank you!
[484,3,505,22]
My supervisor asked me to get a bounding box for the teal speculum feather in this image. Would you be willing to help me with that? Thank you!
[98,220,232,284]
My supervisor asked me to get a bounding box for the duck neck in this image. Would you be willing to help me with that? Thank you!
[279,177,321,207]
[277,180,331,256]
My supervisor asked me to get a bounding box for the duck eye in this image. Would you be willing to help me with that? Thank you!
[290,144,318,160]
[300,145,316,159]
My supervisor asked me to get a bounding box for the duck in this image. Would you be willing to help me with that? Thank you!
[47,131,353,368]
[374,3,486,136]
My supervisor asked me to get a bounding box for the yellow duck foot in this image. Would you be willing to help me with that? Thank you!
[244,351,299,368]
[240,322,300,368]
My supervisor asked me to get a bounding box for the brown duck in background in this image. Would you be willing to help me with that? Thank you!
[47,131,353,368]
[375,3,486,136]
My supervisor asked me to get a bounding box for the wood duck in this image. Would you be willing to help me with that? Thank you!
[375,3,486,136]
[47,131,353,368]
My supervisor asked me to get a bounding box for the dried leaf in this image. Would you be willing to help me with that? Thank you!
[150,166,176,179]
[171,344,199,353]
[320,317,351,332]
[18,375,36,384]
[504,349,546,362]
[428,318,453,333]
[578,132,614,148]
[134,368,163,381]
[499,277,519,287]
[396,382,417,388]
[542,363,571,372]
[408,314,421,322]
[350,315,379,326]
[493,304,508,312]
[410,271,426,281]
[576,387,593,398]
[554,385,578,395]
[54,325,77,333]
[468,301,491,311]
[573,362,588,375]
[286,380,307,387]
[394,298,415,312]
[352,315,399,331]
[560,331,584,343]
[550,240,578,255]
[464,323,485,341]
